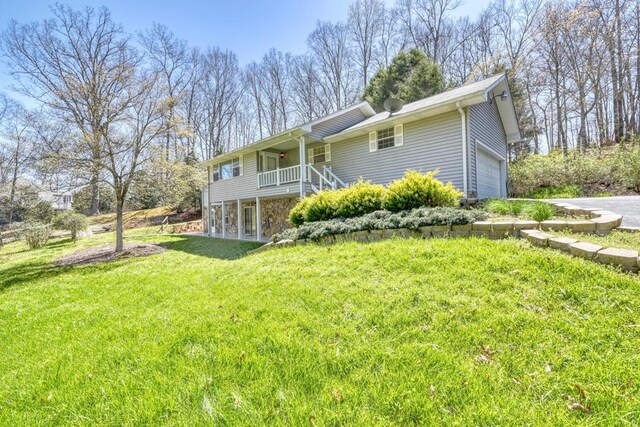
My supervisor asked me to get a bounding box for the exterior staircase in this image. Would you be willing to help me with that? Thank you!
[306,165,346,194]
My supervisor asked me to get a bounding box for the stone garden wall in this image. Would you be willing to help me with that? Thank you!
[251,199,640,273]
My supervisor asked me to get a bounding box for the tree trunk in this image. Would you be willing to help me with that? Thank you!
[90,170,100,215]
[115,199,124,253]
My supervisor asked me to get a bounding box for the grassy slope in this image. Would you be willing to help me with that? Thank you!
[1,233,639,425]
[88,206,175,225]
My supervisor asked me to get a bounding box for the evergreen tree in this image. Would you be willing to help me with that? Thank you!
[363,49,446,112]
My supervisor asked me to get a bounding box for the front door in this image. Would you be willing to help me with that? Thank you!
[263,152,279,171]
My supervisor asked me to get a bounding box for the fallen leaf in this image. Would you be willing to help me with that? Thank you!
[567,402,590,413]
[332,389,343,402]
[575,384,586,399]
[429,384,436,399]
[545,364,553,374]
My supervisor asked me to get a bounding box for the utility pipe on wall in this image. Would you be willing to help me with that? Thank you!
[456,101,468,198]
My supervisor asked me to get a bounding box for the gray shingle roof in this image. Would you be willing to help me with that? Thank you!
[337,74,505,133]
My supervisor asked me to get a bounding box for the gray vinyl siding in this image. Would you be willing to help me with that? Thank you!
[468,101,507,194]
[329,111,464,190]
[208,151,300,202]
[307,109,368,140]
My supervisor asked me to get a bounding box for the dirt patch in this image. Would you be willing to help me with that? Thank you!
[54,242,165,267]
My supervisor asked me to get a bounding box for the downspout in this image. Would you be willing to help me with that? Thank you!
[456,102,468,198]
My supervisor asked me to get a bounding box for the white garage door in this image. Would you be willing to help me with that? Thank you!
[477,149,502,198]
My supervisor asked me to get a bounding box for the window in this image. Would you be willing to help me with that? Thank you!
[232,158,241,177]
[307,144,332,165]
[369,124,403,152]
[212,156,243,181]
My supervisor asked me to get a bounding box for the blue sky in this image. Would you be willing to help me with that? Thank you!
[0,0,490,95]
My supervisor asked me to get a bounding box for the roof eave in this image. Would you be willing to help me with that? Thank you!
[324,93,486,143]
[201,127,308,167]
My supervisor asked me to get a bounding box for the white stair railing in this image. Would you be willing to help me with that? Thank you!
[307,164,340,192]
[322,166,346,188]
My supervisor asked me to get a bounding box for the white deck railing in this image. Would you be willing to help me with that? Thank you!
[257,165,301,188]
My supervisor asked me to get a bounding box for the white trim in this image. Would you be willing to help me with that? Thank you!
[476,139,506,161]
[369,131,377,152]
[255,197,262,240]
[456,102,468,198]
[237,199,242,239]
[394,124,403,147]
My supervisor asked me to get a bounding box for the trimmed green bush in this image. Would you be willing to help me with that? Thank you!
[383,170,462,212]
[289,197,312,227]
[275,207,487,242]
[54,211,89,240]
[290,180,386,225]
[334,179,386,218]
[523,202,555,222]
[22,222,51,249]
[303,191,339,223]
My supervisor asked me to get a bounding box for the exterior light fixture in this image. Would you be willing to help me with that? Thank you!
[279,152,285,159]
[500,90,508,101]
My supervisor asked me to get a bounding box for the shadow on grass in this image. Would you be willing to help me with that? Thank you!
[160,234,263,261]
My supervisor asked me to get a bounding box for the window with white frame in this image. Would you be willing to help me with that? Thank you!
[212,156,243,181]
[369,124,404,152]
[307,144,332,165]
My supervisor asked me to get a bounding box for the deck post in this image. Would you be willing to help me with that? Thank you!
[299,136,306,198]
[221,201,226,238]
[237,199,242,239]
[256,197,261,242]
[207,167,212,237]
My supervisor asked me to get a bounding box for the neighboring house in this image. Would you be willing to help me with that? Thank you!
[38,190,74,211]
[202,74,521,241]
[0,178,74,224]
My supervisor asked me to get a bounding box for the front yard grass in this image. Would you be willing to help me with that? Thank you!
[1,232,639,425]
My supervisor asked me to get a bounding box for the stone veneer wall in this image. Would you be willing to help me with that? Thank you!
[261,197,299,238]
[224,202,238,235]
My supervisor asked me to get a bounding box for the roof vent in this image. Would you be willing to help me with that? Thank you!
[383,98,404,115]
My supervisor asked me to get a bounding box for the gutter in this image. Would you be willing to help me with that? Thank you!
[456,101,468,198]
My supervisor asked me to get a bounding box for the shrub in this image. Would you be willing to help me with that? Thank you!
[24,200,55,224]
[54,211,89,240]
[383,170,462,212]
[523,202,555,222]
[289,180,386,225]
[289,197,312,226]
[22,222,51,249]
[274,207,487,242]
[303,191,339,223]
[334,180,386,218]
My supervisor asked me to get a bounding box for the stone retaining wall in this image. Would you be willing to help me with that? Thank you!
[171,220,203,234]
[251,199,639,273]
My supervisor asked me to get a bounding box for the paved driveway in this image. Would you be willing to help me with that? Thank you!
[546,196,640,227]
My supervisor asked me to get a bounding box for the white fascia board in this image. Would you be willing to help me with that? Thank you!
[201,128,308,167]
[324,94,485,143]
[299,101,376,132]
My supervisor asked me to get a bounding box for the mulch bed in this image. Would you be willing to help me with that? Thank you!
[54,242,165,267]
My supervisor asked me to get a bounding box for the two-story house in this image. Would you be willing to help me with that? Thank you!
[202,74,520,241]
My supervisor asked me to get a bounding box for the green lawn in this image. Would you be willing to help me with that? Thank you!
[1,231,640,425]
